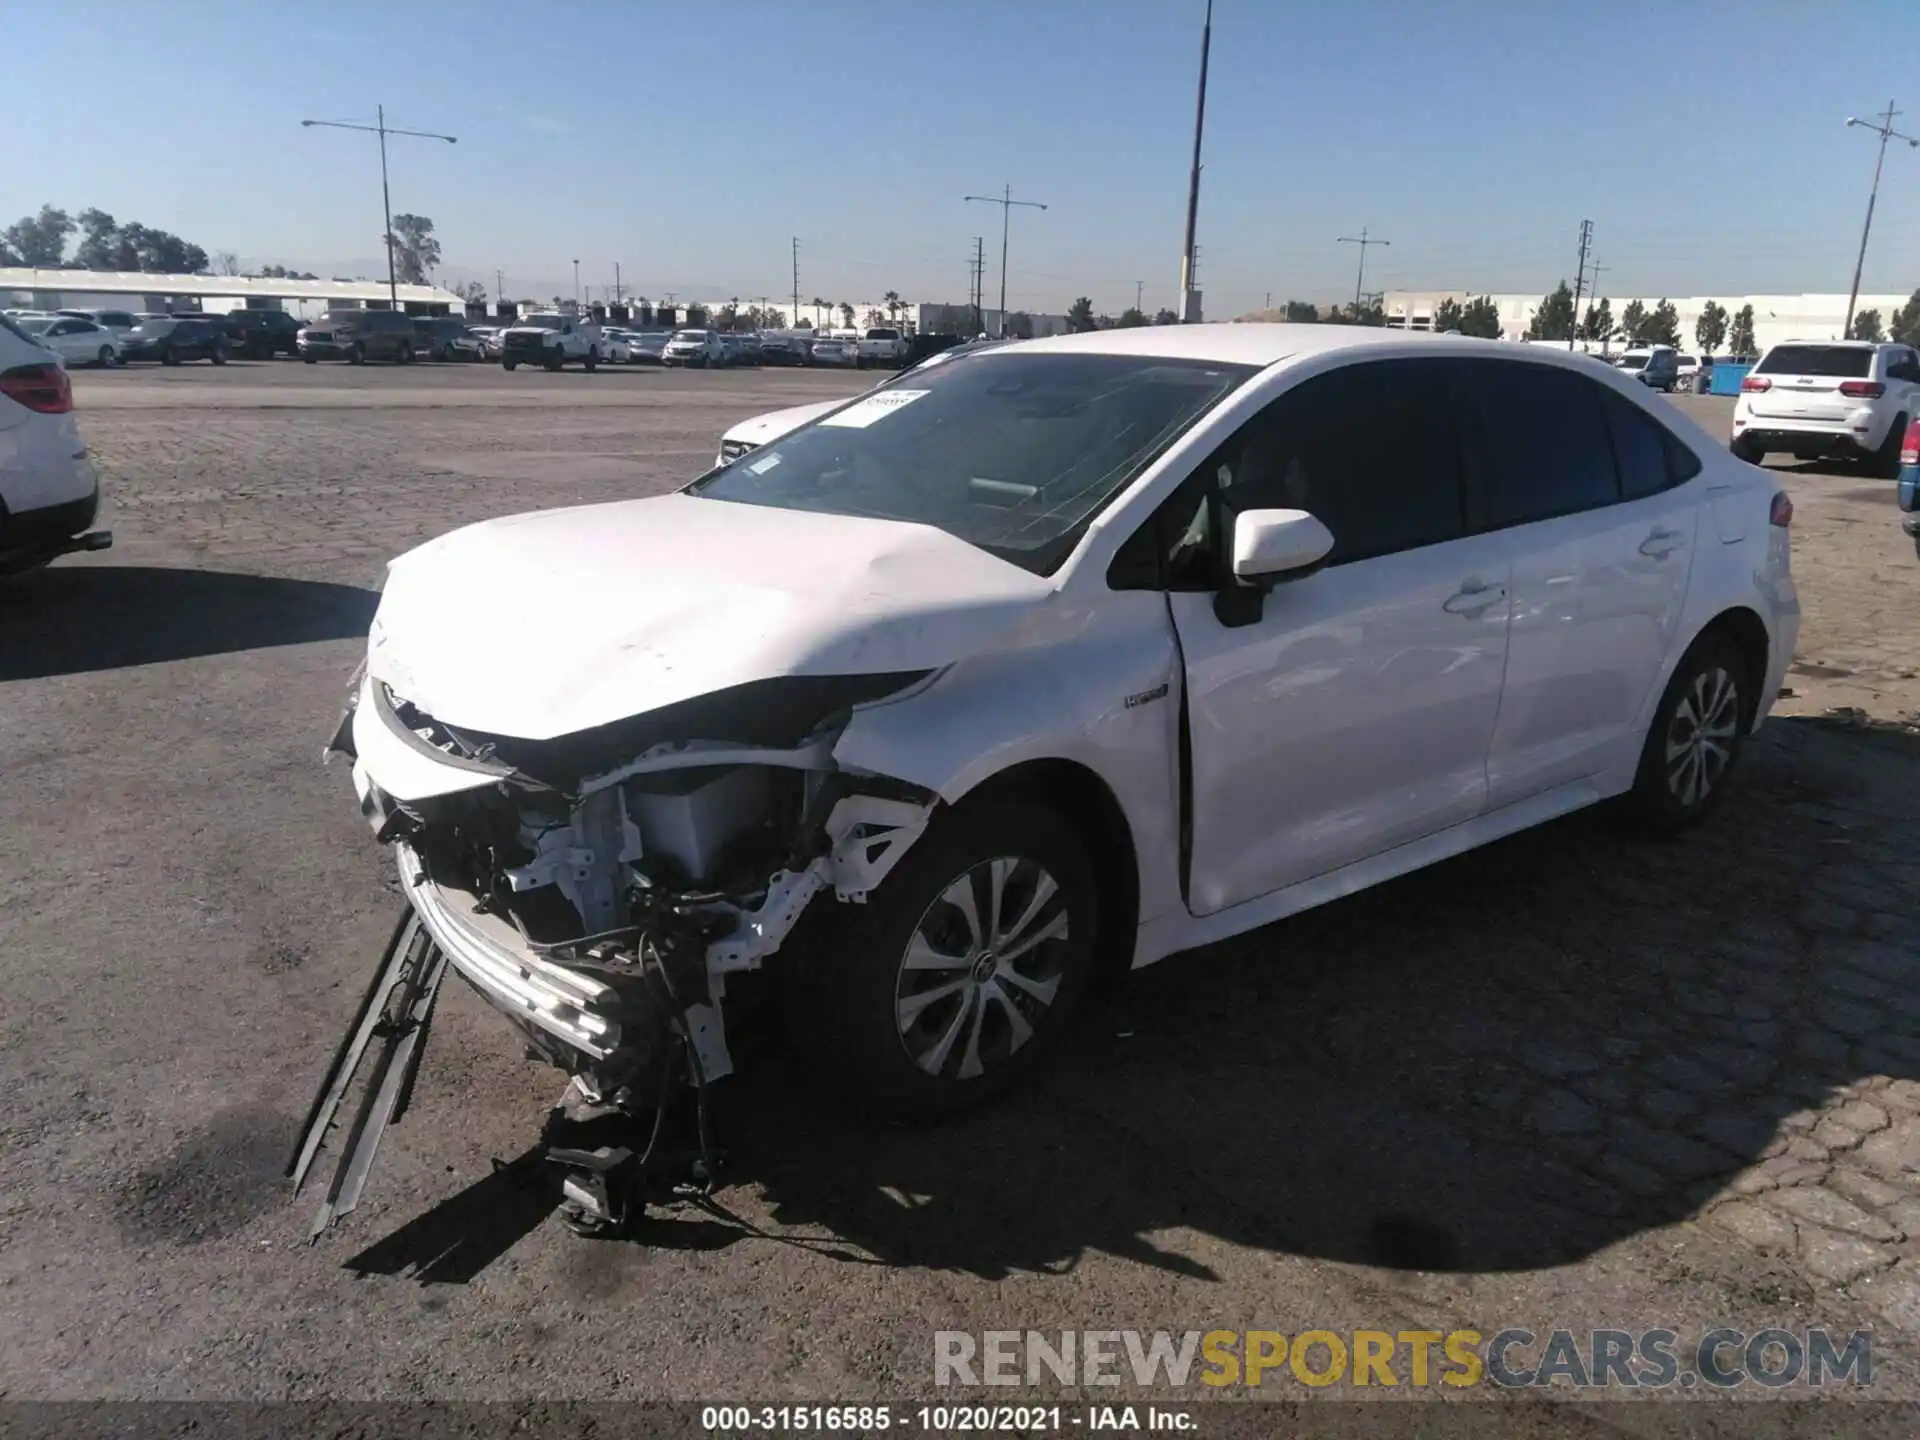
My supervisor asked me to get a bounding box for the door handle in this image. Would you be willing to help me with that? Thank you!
[1639,527,1687,558]
[1443,582,1508,617]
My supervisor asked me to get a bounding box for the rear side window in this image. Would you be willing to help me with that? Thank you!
[1755,345,1872,378]
[1451,360,1619,527]
[1602,391,1677,499]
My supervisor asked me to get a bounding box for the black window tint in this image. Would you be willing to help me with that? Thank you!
[1453,361,1619,526]
[1225,359,1465,565]
[1601,390,1672,500]
[1663,430,1702,483]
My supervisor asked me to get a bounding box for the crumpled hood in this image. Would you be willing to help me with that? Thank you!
[723,398,845,449]
[368,492,1053,741]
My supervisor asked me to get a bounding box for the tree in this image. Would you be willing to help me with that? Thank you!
[67,208,206,273]
[838,301,855,329]
[1432,297,1463,332]
[1581,296,1613,343]
[716,303,739,331]
[810,297,828,326]
[385,214,440,284]
[1728,304,1757,358]
[1153,307,1179,325]
[1620,299,1648,345]
[1644,299,1680,348]
[4,205,74,266]
[1459,295,1502,339]
[1848,308,1884,343]
[1694,300,1729,356]
[1005,311,1035,339]
[1524,280,1577,341]
[1284,299,1320,323]
[447,279,486,306]
[214,250,240,276]
[1065,296,1098,333]
[883,290,901,325]
[1890,290,1920,347]
[1116,307,1148,328]
[864,307,886,327]
[256,263,318,280]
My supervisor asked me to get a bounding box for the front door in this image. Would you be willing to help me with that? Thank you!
[1164,358,1514,917]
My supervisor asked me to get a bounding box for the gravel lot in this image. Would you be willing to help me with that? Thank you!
[2,361,1919,1410]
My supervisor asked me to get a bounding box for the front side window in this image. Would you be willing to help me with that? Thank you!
[688,351,1255,575]
[1451,360,1619,527]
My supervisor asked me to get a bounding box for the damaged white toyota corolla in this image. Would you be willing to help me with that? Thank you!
[294,324,1798,1235]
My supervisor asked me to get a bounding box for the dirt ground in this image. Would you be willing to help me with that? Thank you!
[1,364,1917,1420]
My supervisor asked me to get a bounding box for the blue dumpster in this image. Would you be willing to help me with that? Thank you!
[1709,362,1755,396]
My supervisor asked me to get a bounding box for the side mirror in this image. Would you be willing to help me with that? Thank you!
[1215,509,1334,627]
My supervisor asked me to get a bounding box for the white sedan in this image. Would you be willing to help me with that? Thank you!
[14,315,119,368]
[306,323,1798,1227]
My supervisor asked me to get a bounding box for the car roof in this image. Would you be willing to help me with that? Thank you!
[998,322,1606,371]
[1771,338,1876,348]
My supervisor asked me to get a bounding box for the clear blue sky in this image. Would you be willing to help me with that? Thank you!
[11,0,1920,317]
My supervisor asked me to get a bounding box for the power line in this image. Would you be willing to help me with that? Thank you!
[965,184,1047,337]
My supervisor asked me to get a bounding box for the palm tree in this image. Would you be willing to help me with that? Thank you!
[883,290,901,325]
[839,301,855,329]
[811,296,828,327]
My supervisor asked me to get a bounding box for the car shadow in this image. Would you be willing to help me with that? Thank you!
[0,565,378,681]
[348,714,1920,1283]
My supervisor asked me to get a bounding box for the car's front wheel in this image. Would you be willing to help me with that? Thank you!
[782,800,1099,1119]
[583,347,598,372]
[96,346,115,368]
[349,344,366,366]
[1625,632,1750,831]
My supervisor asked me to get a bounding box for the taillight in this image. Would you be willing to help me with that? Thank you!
[1740,376,1771,392]
[1838,380,1885,399]
[1902,419,1920,467]
[1770,492,1793,527]
[0,362,72,414]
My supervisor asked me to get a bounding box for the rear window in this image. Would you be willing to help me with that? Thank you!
[1756,345,1872,378]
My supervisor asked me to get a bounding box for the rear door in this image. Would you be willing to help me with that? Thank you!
[1745,344,1875,422]
[1450,359,1701,807]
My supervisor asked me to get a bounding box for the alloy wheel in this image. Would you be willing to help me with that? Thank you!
[894,855,1071,1082]
[1665,666,1740,807]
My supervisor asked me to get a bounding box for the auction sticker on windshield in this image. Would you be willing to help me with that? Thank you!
[820,389,930,428]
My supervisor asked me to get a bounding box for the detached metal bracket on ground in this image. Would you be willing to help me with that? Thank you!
[286,906,449,1239]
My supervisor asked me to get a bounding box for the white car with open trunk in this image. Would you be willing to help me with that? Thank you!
[298,323,1801,1235]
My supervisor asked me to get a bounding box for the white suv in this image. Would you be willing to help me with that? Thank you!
[305,325,1800,1233]
[0,315,112,574]
[1732,339,1920,474]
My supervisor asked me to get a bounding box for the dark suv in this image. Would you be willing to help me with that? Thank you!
[411,316,480,361]
[297,309,418,365]
[118,316,230,365]
[223,309,302,359]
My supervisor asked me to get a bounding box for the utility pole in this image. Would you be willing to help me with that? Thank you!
[791,237,800,328]
[614,262,622,306]
[966,184,1047,337]
[496,268,504,312]
[1137,280,1147,313]
[1177,0,1213,323]
[1587,260,1609,350]
[301,105,457,310]
[1264,291,1272,311]
[971,236,986,333]
[1569,218,1593,350]
[572,259,580,308]
[1337,227,1389,313]
[1844,101,1918,335]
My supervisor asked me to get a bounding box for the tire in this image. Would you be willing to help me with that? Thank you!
[583,347,598,372]
[1624,632,1751,832]
[1730,435,1764,465]
[397,343,414,365]
[349,344,366,366]
[210,348,227,366]
[503,359,517,371]
[96,346,114,368]
[160,346,178,367]
[780,800,1099,1119]
[1870,414,1907,479]
[303,354,318,364]
[544,354,563,372]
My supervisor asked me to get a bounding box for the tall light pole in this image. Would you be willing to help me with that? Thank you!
[1178,0,1213,324]
[965,185,1047,336]
[1337,227,1390,313]
[572,259,581,308]
[301,106,456,310]
[1844,102,1918,336]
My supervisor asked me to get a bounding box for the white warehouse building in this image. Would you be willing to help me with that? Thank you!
[0,267,469,319]
[1382,291,1914,353]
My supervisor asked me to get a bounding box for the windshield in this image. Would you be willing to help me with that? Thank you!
[672,330,708,341]
[687,351,1255,575]
[521,315,567,331]
[1617,354,1648,370]
[1756,345,1873,378]
[16,318,54,334]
